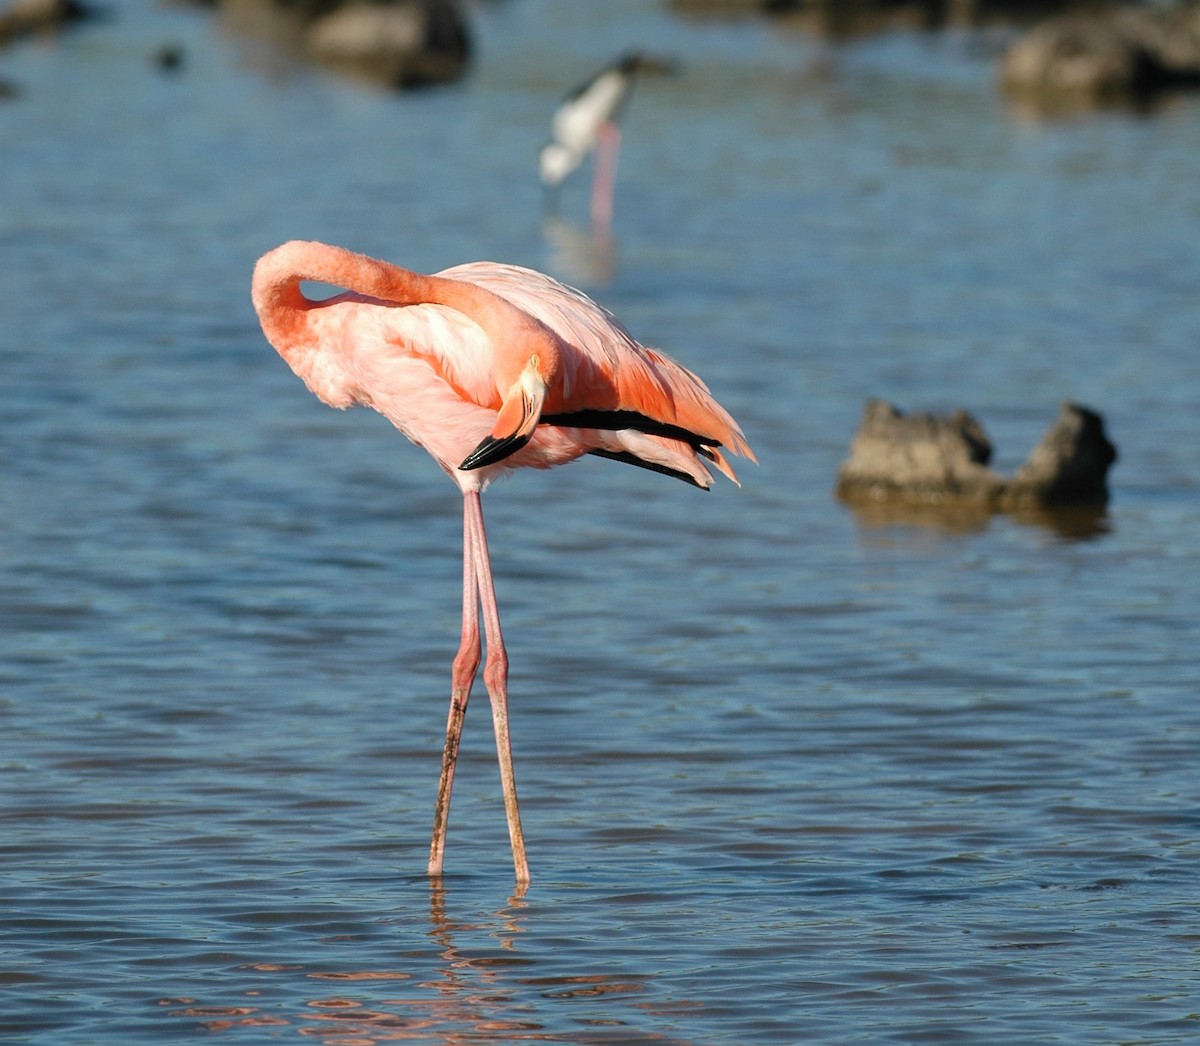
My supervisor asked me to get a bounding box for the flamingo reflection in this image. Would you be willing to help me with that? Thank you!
[161,881,690,1041]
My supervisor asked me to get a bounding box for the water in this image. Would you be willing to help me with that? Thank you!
[3,1,1200,1041]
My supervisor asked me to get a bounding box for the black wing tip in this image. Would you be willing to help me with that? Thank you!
[459,434,531,471]
[542,410,722,451]
[586,448,708,489]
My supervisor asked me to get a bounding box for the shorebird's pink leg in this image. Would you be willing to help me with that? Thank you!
[465,491,531,885]
[427,494,483,878]
[591,122,622,232]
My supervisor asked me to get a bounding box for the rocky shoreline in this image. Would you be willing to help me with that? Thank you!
[5,0,1200,103]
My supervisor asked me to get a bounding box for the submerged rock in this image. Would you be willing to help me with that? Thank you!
[836,399,1117,517]
[669,0,1083,33]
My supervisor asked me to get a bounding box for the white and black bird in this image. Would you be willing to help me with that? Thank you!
[539,52,644,229]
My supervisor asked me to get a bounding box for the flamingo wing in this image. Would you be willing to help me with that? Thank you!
[300,292,507,477]
[438,262,755,487]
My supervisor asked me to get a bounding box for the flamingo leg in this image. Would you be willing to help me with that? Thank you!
[427,495,483,878]
[465,491,531,885]
[590,122,622,232]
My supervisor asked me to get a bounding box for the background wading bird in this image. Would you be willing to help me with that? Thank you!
[539,52,644,231]
[251,239,754,884]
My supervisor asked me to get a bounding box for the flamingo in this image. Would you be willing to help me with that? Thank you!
[539,52,643,230]
[251,240,755,884]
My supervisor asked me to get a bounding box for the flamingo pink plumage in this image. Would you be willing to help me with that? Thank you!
[251,239,754,884]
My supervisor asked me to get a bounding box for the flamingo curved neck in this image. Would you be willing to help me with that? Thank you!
[251,240,561,394]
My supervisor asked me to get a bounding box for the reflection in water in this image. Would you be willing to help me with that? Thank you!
[1004,83,1192,126]
[841,496,1112,541]
[841,496,996,536]
[1007,503,1112,540]
[162,883,685,1042]
[540,216,616,289]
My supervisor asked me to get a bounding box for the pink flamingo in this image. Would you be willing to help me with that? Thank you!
[251,240,754,884]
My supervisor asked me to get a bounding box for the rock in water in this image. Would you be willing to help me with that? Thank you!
[836,399,1117,515]
[1003,402,1117,509]
[306,0,469,89]
[1002,8,1200,107]
[834,399,1006,506]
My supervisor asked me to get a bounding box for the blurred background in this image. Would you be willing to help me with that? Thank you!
[3,1,1200,1043]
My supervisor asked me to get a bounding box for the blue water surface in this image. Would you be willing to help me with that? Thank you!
[3,1,1200,1042]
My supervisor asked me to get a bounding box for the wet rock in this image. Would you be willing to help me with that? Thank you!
[834,399,1006,506]
[1003,402,1117,508]
[0,0,90,44]
[836,399,1117,515]
[306,0,468,89]
[669,0,1082,33]
[218,0,469,89]
[1002,7,1200,105]
[154,43,186,72]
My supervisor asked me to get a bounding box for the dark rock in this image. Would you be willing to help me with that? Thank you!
[1002,7,1200,105]
[836,399,1117,516]
[669,0,1083,33]
[0,0,91,45]
[155,43,186,71]
[1002,402,1116,509]
[217,0,469,89]
[306,0,468,89]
